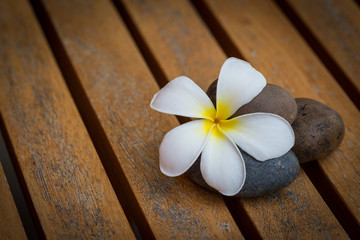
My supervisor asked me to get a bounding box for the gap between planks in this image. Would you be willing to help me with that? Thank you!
[0,114,45,239]
[0,134,28,240]
[0,128,39,239]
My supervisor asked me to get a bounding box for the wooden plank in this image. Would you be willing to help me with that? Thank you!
[204,0,360,226]
[235,169,348,239]
[119,0,348,238]
[120,0,226,90]
[39,0,243,239]
[0,161,27,240]
[285,0,360,97]
[0,0,135,238]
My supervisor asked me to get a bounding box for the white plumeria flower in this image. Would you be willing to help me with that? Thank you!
[150,57,295,196]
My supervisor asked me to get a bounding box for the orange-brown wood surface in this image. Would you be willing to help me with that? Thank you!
[0,162,27,240]
[0,0,359,238]
[0,0,134,238]
[286,0,360,97]
[235,169,347,239]
[120,0,349,238]
[119,0,225,90]
[205,0,360,225]
[39,0,243,239]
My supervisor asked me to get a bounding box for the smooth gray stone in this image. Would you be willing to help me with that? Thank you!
[188,150,300,197]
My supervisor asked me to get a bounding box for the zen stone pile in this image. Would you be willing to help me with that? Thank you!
[188,80,345,197]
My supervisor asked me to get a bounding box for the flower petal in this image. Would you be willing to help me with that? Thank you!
[150,76,216,119]
[200,126,246,196]
[216,58,266,119]
[159,119,214,176]
[220,113,295,161]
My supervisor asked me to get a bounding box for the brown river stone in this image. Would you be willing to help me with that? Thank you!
[292,98,345,163]
[207,80,297,124]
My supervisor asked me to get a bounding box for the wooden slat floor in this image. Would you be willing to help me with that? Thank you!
[0,0,359,239]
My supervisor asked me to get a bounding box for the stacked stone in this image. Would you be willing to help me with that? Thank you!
[188,80,345,197]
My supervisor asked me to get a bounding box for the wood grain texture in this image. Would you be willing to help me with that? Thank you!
[236,169,347,239]
[205,0,360,225]
[0,161,27,240]
[0,0,135,239]
[120,0,226,91]
[120,0,225,88]
[286,0,360,96]
[120,0,348,238]
[40,0,243,238]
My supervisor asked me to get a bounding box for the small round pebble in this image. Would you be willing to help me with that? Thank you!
[187,150,300,197]
[292,98,345,163]
[207,80,297,124]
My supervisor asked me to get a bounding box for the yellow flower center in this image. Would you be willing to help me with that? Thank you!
[202,104,241,138]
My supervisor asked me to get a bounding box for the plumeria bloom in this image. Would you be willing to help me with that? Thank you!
[150,58,295,196]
